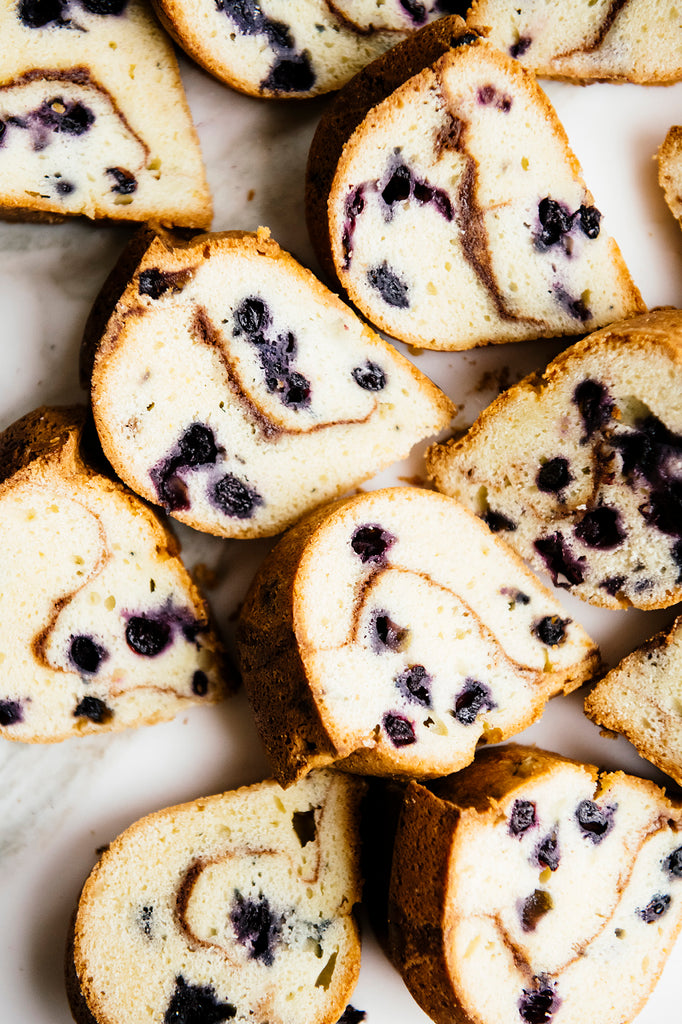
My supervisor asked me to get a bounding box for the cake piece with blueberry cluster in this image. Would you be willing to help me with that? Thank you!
[0,405,229,743]
[236,487,599,785]
[67,770,364,1024]
[428,309,682,609]
[389,743,682,1024]
[152,0,468,99]
[467,0,682,84]
[306,17,644,350]
[83,226,454,539]
[0,0,210,224]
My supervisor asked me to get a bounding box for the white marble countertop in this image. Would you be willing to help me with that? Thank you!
[2,46,682,1024]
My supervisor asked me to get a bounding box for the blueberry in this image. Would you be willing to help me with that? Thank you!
[234,296,269,336]
[212,474,263,519]
[74,696,112,723]
[534,533,585,587]
[578,204,601,238]
[664,846,682,877]
[394,664,432,707]
[637,893,671,923]
[510,36,532,58]
[521,889,553,932]
[264,18,293,48]
[671,540,682,583]
[18,0,66,27]
[163,975,236,1024]
[533,616,568,646]
[230,891,280,965]
[383,711,417,746]
[79,0,128,11]
[336,1008,366,1024]
[537,197,572,246]
[639,485,682,538]
[351,361,387,391]
[600,575,627,597]
[575,799,615,842]
[191,671,209,696]
[371,611,408,652]
[178,423,218,467]
[574,506,625,549]
[451,31,478,47]
[342,187,365,268]
[350,524,395,563]
[283,371,311,408]
[398,0,426,23]
[52,100,95,135]
[126,616,171,657]
[452,679,495,725]
[509,799,536,836]
[217,0,266,34]
[366,263,410,309]
[139,268,172,299]
[139,904,153,938]
[262,54,316,94]
[555,286,592,323]
[0,121,5,147]
[107,167,137,194]
[70,635,107,674]
[477,84,512,112]
[534,831,560,871]
[382,165,412,206]
[0,699,23,726]
[55,179,75,195]
[483,509,517,532]
[536,457,571,493]
[573,379,613,439]
[518,981,558,1024]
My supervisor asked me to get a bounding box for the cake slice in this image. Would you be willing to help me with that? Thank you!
[428,309,682,610]
[68,770,364,1024]
[586,615,682,788]
[152,0,468,98]
[0,405,229,743]
[305,17,644,351]
[658,126,682,231]
[236,487,599,785]
[84,227,454,539]
[389,743,682,1024]
[0,0,211,225]
[467,0,682,84]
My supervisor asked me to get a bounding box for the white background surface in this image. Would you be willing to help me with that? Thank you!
[2,38,682,1024]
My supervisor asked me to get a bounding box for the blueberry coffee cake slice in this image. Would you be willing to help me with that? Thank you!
[0,0,210,224]
[467,0,682,84]
[305,17,643,350]
[152,0,468,98]
[427,309,682,609]
[236,487,599,785]
[389,743,682,1024]
[83,227,454,539]
[68,770,364,1024]
[658,126,682,232]
[0,406,228,743]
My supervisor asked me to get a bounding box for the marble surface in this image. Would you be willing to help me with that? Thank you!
[2,44,682,1024]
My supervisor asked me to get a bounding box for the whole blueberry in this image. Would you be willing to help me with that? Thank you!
[352,361,387,391]
[74,696,112,723]
[212,474,263,519]
[70,635,107,674]
[350,524,395,563]
[126,616,171,657]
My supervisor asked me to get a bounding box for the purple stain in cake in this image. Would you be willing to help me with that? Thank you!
[637,893,671,923]
[69,634,107,674]
[509,799,536,836]
[600,575,627,597]
[55,179,75,195]
[394,664,432,707]
[510,35,532,58]
[233,298,311,409]
[639,486,682,538]
[573,379,614,439]
[483,509,517,532]
[534,533,585,587]
[370,610,409,652]
[164,975,236,1024]
[477,84,512,112]
[230,891,281,966]
[379,159,453,222]
[575,800,616,843]
[518,979,559,1024]
[262,53,316,94]
[139,904,153,938]
[533,616,568,647]
[536,457,572,493]
[534,831,560,872]
[216,0,267,35]
[671,541,682,583]
[151,423,219,511]
[383,711,417,746]
[350,524,396,563]
[35,97,95,136]
[367,263,410,309]
[107,166,137,194]
[398,0,427,24]
[191,670,209,696]
[664,846,682,878]
[351,361,387,391]
[452,679,495,725]
[212,473,264,519]
[574,505,626,549]
[342,186,365,269]
[73,695,112,723]
[126,615,172,656]
[0,699,24,727]
[216,1,315,94]
[79,0,128,11]
[556,288,592,323]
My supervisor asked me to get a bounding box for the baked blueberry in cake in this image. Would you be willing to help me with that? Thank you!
[585,614,682,788]
[0,406,229,743]
[389,744,682,1024]
[83,227,454,539]
[151,0,468,99]
[305,17,644,350]
[0,0,210,224]
[68,770,363,1024]
[467,0,682,84]
[427,309,682,609]
[236,487,599,785]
